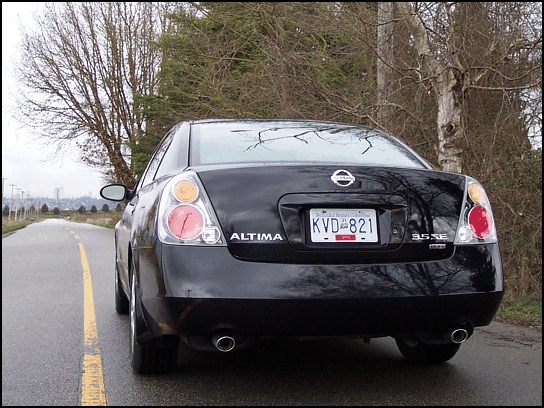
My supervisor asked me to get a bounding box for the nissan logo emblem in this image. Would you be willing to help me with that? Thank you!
[331,169,355,187]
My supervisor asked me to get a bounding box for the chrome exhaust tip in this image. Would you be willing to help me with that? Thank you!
[450,328,469,344]
[213,335,236,352]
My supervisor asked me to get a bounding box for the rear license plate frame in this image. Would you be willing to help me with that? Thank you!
[309,208,379,243]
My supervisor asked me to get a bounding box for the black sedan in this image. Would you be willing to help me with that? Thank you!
[100,119,503,374]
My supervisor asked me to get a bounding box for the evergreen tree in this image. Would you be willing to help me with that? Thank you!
[41,203,49,213]
[102,204,110,212]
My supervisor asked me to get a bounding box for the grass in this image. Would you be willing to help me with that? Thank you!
[2,220,34,234]
[3,215,542,331]
[494,295,542,330]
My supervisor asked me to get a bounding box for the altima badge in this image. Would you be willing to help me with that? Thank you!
[230,233,283,241]
[331,169,355,187]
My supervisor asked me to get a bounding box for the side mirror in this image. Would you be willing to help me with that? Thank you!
[100,184,129,201]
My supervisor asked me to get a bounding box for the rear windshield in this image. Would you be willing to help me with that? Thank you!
[190,121,427,168]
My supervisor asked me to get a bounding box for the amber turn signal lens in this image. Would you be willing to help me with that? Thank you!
[173,180,199,203]
[468,183,485,205]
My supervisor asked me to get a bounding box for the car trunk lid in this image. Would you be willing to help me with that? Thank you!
[195,164,465,264]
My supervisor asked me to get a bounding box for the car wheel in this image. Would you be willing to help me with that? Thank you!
[395,338,461,364]
[129,270,178,374]
[115,264,129,314]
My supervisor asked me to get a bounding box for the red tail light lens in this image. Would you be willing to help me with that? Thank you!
[167,205,204,240]
[468,206,492,239]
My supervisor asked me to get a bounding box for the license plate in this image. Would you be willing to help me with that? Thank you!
[309,208,379,243]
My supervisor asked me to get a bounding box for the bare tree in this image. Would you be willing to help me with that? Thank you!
[396,2,542,173]
[376,2,395,127]
[11,2,177,187]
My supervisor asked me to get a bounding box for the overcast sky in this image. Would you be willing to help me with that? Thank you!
[2,2,105,199]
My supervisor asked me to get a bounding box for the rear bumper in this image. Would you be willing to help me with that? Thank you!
[144,292,502,337]
[137,243,503,341]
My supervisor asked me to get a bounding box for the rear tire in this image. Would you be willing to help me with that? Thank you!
[395,338,461,364]
[115,264,129,314]
[129,271,178,374]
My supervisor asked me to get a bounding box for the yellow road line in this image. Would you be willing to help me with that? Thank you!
[79,242,107,406]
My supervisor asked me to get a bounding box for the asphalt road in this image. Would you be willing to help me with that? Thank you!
[2,219,542,406]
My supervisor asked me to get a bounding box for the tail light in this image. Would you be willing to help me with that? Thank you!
[454,176,498,244]
[158,171,226,246]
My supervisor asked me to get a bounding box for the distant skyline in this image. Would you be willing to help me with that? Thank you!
[2,191,117,215]
[2,179,95,200]
[2,2,106,199]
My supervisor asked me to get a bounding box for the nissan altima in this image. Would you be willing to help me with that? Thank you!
[100,119,503,374]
